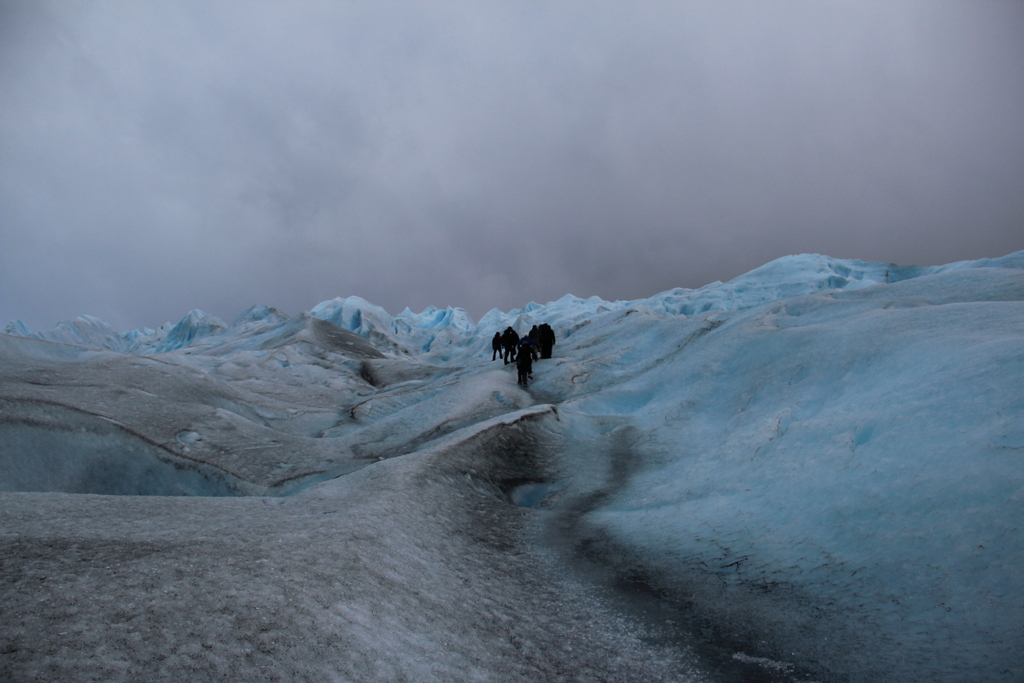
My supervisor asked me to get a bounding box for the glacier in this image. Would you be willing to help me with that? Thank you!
[1,251,1022,681]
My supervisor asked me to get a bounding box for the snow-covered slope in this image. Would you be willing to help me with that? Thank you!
[2,251,1022,682]
[538,265,1024,681]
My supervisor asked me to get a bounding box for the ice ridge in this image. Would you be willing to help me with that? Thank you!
[5,250,1024,358]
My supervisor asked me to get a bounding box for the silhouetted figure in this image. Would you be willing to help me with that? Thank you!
[537,323,556,359]
[518,335,539,362]
[516,339,536,387]
[501,327,519,365]
[492,332,503,361]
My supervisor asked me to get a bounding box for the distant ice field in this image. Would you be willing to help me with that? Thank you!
[2,251,1022,681]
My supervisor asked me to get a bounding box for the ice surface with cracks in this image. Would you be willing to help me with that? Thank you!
[2,251,1023,682]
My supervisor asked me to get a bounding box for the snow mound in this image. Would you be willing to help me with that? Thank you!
[152,309,228,352]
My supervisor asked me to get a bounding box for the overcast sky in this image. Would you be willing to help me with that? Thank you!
[2,1,1023,331]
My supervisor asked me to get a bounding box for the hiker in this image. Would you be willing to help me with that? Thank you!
[516,338,536,387]
[538,323,556,359]
[518,334,539,362]
[491,332,503,361]
[501,327,519,365]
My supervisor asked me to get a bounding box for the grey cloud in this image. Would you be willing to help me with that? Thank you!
[2,0,1023,331]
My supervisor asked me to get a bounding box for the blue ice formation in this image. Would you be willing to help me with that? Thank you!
[2,249,1023,680]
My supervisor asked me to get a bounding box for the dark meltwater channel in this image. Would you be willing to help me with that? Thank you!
[534,508,824,683]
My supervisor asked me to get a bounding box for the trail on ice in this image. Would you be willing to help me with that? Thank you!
[0,364,702,682]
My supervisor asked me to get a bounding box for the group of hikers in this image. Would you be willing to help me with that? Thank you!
[491,323,556,388]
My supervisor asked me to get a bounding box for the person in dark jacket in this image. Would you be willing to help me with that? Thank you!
[518,335,539,362]
[516,337,537,386]
[501,327,519,365]
[491,332,503,361]
[538,323,556,359]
